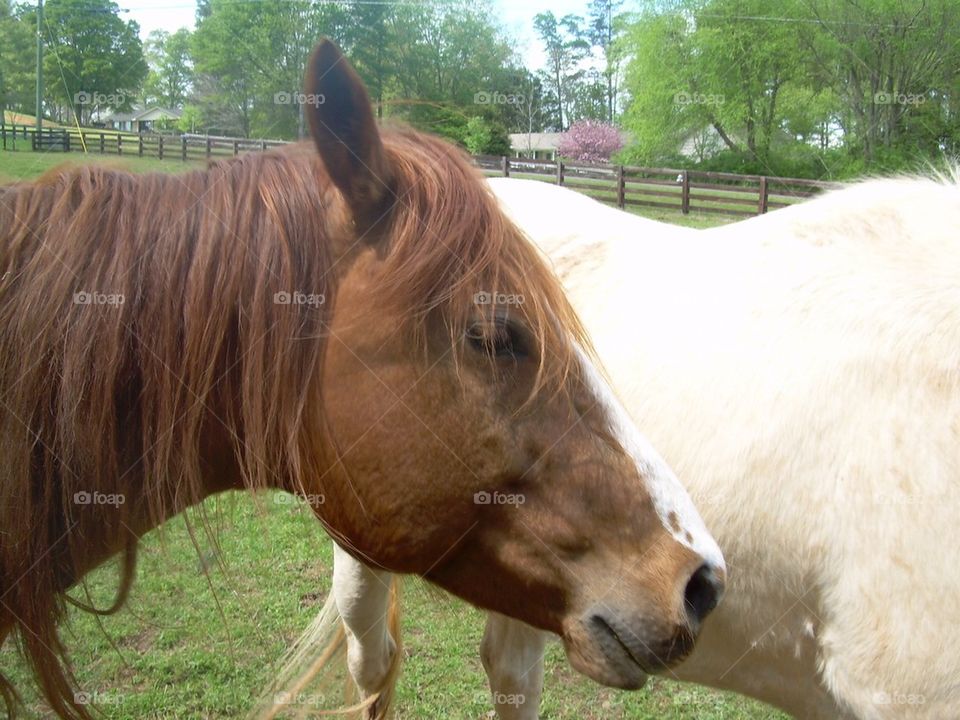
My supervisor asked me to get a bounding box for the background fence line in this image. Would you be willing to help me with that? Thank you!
[1,123,839,217]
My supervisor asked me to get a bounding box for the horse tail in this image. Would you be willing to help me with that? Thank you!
[255,576,402,720]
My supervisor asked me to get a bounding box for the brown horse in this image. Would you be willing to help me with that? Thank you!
[0,40,723,719]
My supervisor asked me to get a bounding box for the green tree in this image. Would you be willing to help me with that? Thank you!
[381,1,520,134]
[191,0,346,138]
[534,11,590,130]
[797,0,960,164]
[587,0,625,121]
[0,0,34,119]
[462,115,509,155]
[621,0,807,165]
[36,0,147,125]
[341,0,392,119]
[177,103,202,133]
[143,28,192,109]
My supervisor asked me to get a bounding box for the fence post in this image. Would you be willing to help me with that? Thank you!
[501,156,510,177]
[617,165,626,209]
[556,160,564,185]
[99,132,105,154]
[206,136,212,159]
[117,134,122,155]
[181,135,187,161]
[158,136,164,160]
[758,176,769,215]
[233,139,239,156]
[260,140,267,152]
[1,125,5,150]
[138,135,143,157]
[681,170,690,215]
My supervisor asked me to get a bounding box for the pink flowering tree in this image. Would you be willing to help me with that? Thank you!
[558,120,624,163]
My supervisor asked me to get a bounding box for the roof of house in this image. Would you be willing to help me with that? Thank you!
[509,129,633,153]
[509,132,563,152]
[105,106,182,123]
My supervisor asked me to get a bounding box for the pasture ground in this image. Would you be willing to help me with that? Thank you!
[0,494,786,719]
[0,150,782,719]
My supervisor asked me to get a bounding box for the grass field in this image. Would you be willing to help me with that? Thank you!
[0,494,786,719]
[0,148,785,719]
[0,146,739,229]
[0,146,205,184]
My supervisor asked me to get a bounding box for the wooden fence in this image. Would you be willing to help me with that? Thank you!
[474,155,838,217]
[0,125,288,160]
[2,123,838,217]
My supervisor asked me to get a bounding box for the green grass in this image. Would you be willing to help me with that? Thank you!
[0,146,204,184]
[0,148,778,718]
[0,493,785,719]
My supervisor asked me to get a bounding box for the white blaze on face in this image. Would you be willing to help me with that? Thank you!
[575,345,726,573]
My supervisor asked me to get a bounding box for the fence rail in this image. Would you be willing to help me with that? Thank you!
[475,155,839,216]
[2,123,839,217]
[0,125,288,160]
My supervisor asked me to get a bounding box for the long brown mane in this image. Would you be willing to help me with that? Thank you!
[0,128,584,718]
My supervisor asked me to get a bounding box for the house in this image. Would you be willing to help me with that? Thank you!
[510,129,634,161]
[103,107,182,134]
[509,132,562,160]
[678,125,796,161]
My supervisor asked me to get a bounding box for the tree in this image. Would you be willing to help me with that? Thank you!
[797,0,960,164]
[341,0,391,119]
[587,0,625,121]
[558,119,623,162]
[618,0,959,173]
[499,69,551,135]
[567,67,608,122]
[177,103,202,133]
[379,0,523,140]
[191,0,346,137]
[620,0,806,165]
[462,115,510,155]
[0,0,34,118]
[143,28,192,109]
[37,0,147,125]
[534,11,590,131]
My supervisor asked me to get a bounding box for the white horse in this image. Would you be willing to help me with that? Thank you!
[272,173,960,720]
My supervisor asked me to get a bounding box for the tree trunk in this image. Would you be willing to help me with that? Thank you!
[711,120,739,152]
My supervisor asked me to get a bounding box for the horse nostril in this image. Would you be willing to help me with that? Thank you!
[684,563,723,627]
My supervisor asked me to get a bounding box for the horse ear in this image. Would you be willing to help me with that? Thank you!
[304,39,393,229]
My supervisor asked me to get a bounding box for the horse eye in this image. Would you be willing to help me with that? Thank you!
[466,319,527,359]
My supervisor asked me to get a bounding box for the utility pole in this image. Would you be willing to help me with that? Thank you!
[35,0,43,133]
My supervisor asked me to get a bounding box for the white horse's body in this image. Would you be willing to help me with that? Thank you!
[329,175,960,719]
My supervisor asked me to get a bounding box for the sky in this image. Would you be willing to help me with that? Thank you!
[113,0,595,72]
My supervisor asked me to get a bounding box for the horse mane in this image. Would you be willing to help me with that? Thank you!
[0,126,586,719]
